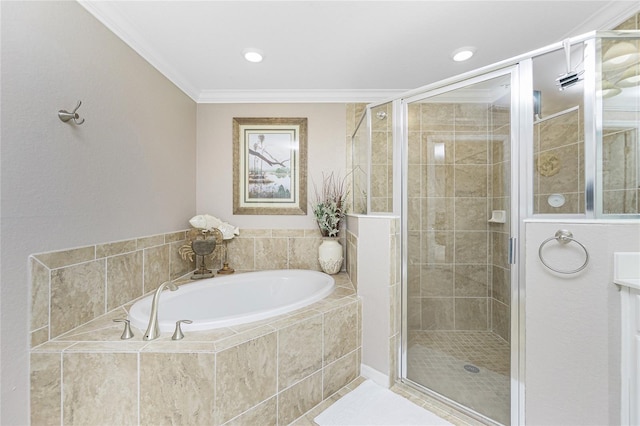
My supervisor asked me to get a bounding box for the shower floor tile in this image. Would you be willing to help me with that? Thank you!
[407,330,510,425]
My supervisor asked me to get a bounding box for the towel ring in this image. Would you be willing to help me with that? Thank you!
[538,229,589,274]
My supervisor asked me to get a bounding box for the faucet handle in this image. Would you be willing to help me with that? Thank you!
[113,319,134,340]
[172,320,193,340]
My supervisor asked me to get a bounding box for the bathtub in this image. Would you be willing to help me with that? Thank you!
[128,269,335,332]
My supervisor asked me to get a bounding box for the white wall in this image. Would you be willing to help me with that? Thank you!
[525,220,640,426]
[196,103,346,229]
[0,2,197,423]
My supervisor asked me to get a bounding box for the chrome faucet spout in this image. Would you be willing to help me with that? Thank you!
[143,281,178,341]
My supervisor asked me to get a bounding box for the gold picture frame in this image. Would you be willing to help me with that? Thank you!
[233,117,308,215]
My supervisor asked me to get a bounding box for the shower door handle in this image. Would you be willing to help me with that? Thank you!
[508,237,517,265]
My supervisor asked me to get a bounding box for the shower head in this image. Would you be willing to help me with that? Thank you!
[556,39,583,91]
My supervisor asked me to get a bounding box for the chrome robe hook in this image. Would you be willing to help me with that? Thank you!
[58,101,85,125]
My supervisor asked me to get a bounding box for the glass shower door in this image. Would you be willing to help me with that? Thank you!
[403,72,513,425]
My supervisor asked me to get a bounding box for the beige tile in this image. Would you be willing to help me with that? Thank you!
[421,103,454,132]
[454,197,489,231]
[144,244,170,293]
[492,299,510,342]
[454,165,488,197]
[63,352,137,425]
[31,352,61,426]
[215,332,277,424]
[537,144,580,194]
[420,264,454,297]
[538,109,579,151]
[455,103,488,132]
[95,239,136,258]
[34,246,95,269]
[31,327,50,348]
[278,315,323,390]
[137,234,165,249]
[279,371,323,425]
[323,302,358,364]
[224,396,277,426]
[214,325,277,352]
[491,265,510,305]
[239,229,272,237]
[107,251,143,311]
[255,238,288,270]
[164,230,187,243]
[455,137,488,164]
[273,229,305,238]
[454,232,488,265]
[454,265,488,297]
[140,352,215,425]
[289,237,322,270]
[322,350,359,398]
[227,237,255,271]
[408,297,422,330]
[30,257,50,331]
[421,298,454,330]
[422,231,454,264]
[455,298,488,330]
[422,197,454,231]
[50,260,106,338]
[424,165,454,197]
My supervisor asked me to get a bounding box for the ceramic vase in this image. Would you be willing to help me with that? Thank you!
[318,237,343,274]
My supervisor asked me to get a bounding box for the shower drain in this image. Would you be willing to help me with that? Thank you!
[464,364,480,373]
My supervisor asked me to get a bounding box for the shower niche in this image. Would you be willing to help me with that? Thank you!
[351,30,639,426]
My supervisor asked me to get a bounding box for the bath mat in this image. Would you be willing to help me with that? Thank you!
[314,380,452,426]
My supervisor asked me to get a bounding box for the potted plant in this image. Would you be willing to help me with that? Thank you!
[312,172,348,274]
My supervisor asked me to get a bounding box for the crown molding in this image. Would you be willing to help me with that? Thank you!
[565,1,640,36]
[197,89,406,103]
[77,0,200,101]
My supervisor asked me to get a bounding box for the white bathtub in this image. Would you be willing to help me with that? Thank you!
[128,269,335,332]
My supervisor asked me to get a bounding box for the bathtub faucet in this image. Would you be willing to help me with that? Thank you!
[143,281,178,341]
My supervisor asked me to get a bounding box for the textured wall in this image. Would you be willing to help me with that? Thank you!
[1,2,196,423]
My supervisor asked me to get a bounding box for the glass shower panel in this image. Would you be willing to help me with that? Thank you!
[351,111,369,214]
[531,45,586,215]
[405,74,511,425]
[599,37,640,215]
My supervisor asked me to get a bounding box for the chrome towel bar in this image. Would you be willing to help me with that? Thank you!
[538,229,589,274]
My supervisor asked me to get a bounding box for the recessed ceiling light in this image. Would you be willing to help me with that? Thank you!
[452,47,476,62]
[243,48,264,63]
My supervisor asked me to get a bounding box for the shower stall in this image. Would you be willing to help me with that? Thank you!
[350,31,639,425]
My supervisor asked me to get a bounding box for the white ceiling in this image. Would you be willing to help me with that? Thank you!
[78,1,639,103]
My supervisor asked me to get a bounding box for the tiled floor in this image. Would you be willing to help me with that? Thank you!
[294,376,488,426]
[407,331,510,425]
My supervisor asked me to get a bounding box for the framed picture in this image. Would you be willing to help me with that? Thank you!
[233,117,308,215]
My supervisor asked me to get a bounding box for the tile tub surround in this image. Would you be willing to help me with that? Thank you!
[30,231,195,347]
[31,273,361,426]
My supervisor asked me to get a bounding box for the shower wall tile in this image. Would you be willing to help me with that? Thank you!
[407,103,422,132]
[63,352,137,425]
[227,237,255,271]
[422,197,454,230]
[408,132,423,164]
[454,165,488,197]
[169,240,195,280]
[454,298,488,330]
[278,315,323,390]
[420,265,454,297]
[422,103,454,132]
[454,103,489,132]
[454,137,488,164]
[136,234,165,249]
[30,353,61,426]
[421,298,454,330]
[424,165,454,197]
[422,231,454,264]
[454,197,489,230]
[423,132,454,164]
[454,232,488,264]
[491,265,510,305]
[140,352,215,426]
[454,265,488,297]
[537,109,579,152]
[106,251,143,311]
[492,299,510,342]
[50,259,106,338]
[215,332,277,424]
